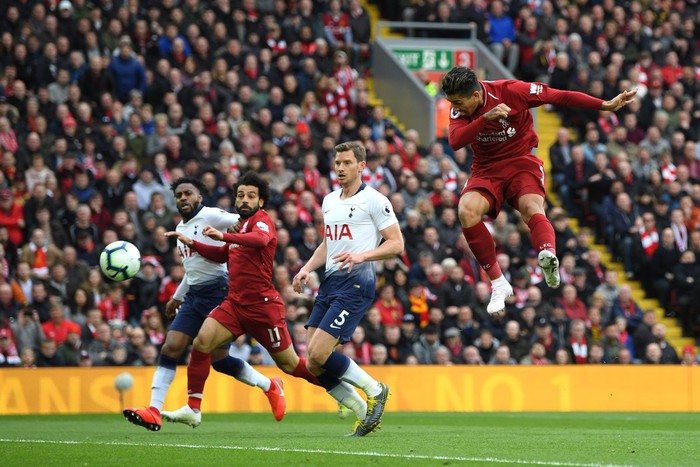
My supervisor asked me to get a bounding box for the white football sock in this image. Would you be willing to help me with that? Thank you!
[328,381,368,420]
[339,359,382,397]
[236,361,271,392]
[491,275,509,287]
[150,366,176,411]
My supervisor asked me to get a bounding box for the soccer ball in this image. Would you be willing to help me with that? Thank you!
[100,241,141,281]
[114,372,134,391]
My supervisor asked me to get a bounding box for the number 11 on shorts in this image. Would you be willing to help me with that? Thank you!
[267,327,281,349]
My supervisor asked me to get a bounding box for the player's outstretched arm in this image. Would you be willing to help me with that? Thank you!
[293,238,327,293]
[164,230,194,245]
[540,84,636,112]
[332,223,404,273]
[601,88,638,111]
[202,225,224,240]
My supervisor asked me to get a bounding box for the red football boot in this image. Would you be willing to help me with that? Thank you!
[123,406,162,431]
[264,377,286,422]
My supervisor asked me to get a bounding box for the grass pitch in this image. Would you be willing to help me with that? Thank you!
[1,412,698,466]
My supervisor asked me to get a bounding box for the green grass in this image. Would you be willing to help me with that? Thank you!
[1,412,699,466]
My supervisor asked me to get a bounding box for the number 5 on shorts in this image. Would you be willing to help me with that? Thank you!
[330,310,349,330]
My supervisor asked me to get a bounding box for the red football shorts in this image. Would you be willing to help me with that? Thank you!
[461,154,546,218]
[209,295,292,354]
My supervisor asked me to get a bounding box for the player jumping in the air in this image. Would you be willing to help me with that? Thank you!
[441,66,636,315]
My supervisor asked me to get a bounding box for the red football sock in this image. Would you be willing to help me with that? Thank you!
[527,213,557,254]
[292,357,321,386]
[187,349,211,411]
[462,223,502,281]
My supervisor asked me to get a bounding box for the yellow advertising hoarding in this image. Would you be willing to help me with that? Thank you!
[1,366,698,415]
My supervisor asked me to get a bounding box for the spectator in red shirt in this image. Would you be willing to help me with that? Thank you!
[157,264,184,309]
[373,284,404,327]
[0,327,20,366]
[661,51,683,87]
[99,284,129,325]
[41,302,78,346]
[558,284,588,322]
[0,189,25,246]
[323,0,352,50]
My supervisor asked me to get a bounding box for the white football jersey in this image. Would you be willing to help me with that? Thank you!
[174,206,239,296]
[322,183,398,279]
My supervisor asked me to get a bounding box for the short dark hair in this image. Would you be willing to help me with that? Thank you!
[235,170,270,206]
[441,66,480,97]
[335,141,366,162]
[170,177,205,196]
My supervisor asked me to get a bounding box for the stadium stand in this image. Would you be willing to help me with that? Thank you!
[0,0,697,370]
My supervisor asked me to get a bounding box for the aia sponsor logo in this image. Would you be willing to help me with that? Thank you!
[325,224,353,240]
[177,244,195,258]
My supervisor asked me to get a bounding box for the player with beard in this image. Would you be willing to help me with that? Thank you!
[165,171,369,430]
[441,66,636,315]
[293,142,404,436]
[123,177,285,431]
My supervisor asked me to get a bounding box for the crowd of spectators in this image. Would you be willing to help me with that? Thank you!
[0,0,698,370]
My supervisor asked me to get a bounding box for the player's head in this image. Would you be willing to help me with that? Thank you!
[234,170,269,219]
[334,141,366,187]
[441,66,481,116]
[171,177,205,220]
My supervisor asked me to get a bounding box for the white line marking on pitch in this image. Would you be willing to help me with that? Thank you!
[0,438,628,466]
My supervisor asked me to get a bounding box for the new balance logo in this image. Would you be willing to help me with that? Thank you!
[530,83,543,95]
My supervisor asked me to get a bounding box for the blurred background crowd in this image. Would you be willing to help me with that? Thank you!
[0,0,698,369]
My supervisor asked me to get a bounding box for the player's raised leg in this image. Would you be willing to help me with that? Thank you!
[123,330,191,431]
[268,342,368,422]
[519,193,560,288]
[196,312,287,421]
[458,191,513,313]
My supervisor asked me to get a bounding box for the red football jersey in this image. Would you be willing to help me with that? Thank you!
[226,209,278,305]
[448,80,602,169]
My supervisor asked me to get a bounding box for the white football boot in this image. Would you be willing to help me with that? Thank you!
[486,280,514,315]
[538,250,561,288]
[161,405,202,428]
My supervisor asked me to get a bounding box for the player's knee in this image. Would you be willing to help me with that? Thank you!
[193,336,214,353]
[306,348,328,371]
[160,341,184,359]
[458,202,482,227]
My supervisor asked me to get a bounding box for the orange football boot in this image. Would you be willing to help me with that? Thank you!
[123,406,162,431]
[264,377,286,421]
